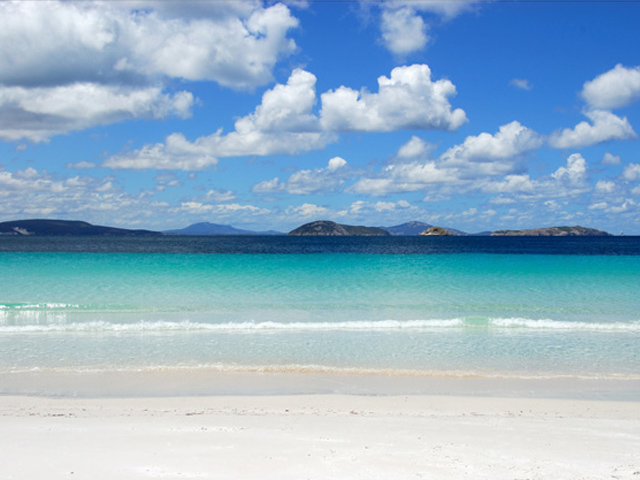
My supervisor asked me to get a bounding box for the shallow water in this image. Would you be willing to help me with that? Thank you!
[1,236,639,389]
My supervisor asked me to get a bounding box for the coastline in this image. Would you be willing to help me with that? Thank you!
[2,390,639,479]
[3,367,640,401]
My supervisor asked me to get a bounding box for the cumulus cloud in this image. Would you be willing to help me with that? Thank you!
[320,64,467,132]
[595,180,617,194]
[0,1,299,141]
[551,153,588,185]
[285,203,329,218]
[397,136,429,159]
[380,6,428,56]
[253,156,349,195]
[548,109,637,149]
[106,64,465,170]
[0,84,193,142]
[482,154,590,200]
[0,1,298,89]
[105,70,333,170]
[622,163,640,181]
[439,121,543,175]
[601,152,621,165]
[377,1,480,55]
[350,124,602,202]
[581,64,640,110]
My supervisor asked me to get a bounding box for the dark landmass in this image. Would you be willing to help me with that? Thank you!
[0,219,161,236]
[164,222,283,236]
[383,221,433,236]
[491,226,611,237]
[288,220,391,236]
[419,226,453,236]
[384,222,472,236]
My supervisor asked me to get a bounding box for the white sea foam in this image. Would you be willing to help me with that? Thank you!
[488,318,640,331]
[0,317,638,333]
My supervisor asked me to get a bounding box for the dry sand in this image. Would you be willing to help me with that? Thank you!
[1,392,639,480]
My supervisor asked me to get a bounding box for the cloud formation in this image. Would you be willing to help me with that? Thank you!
[320,64,467,132]
[0,1,299,141]
[0,1,298,89]
[581,64,640,110]
[106,64,466,170]
[253,157,349,195]
[377,1,480,56]
[548,109,636,149]
[350,121,542,196]
[0,84,193,142]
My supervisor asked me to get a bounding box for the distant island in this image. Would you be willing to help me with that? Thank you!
[164,222,283,236]
[491,226,611,237]
[0,218,615,237]
[0,219,160,236]
[420,226,453,236]
[288,220,390,236]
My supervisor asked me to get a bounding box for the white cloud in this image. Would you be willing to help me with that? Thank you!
[66,161,98,169]
[551,153,588,185]
[380,6,428,56]
[0,84,193,143]
[595,180,617,194]
[105,64,464,170]
[581,64,640,110]
[204,189,236,203]
[397,136,428,159]
[439,121,543,175]
[320,64,467,132]
[0,1,299,141]
[286,203,328,218]
[253,156,349,195]
[602,152,621,165]
[0,167,168,226]
[548,109,637,149]
[239,69,319,133]
[509,78,533,91]
[377,1,480,55]
[105,70,333,170]
[350,121,542,196]
[0,1,298,90]
[622,163,640,182]
[482,154,590,200]
[327,156,348,171]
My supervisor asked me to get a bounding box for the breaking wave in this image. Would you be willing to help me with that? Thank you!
[1,317,638,333]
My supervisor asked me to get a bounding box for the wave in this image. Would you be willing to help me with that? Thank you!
[4,363,640,382]
[1,317,639,333]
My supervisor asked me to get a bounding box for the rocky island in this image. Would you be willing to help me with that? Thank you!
[0,219,161,236]
[288,220,390,236]
[491,226,611,236]
[420,226,453,236]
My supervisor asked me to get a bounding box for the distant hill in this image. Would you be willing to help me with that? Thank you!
[0,219,160,236]
[491,226,611,236]
[383,221,433,236]
[288,220,391,236]
[164,222,282,236]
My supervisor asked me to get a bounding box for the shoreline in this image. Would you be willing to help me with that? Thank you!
[1,392,639,479]
[2,368,640,401]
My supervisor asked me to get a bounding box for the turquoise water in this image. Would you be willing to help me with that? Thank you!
[1,243,639,380]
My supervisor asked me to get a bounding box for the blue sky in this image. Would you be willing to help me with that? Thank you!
[1,1,640,234]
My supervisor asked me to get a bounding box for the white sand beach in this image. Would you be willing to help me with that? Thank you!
[1,391,639,480]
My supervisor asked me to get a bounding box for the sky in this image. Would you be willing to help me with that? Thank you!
[1,1,640,234]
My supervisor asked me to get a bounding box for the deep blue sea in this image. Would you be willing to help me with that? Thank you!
[1,235,639,389]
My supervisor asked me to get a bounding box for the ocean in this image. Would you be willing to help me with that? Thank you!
[1,235,639,396]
